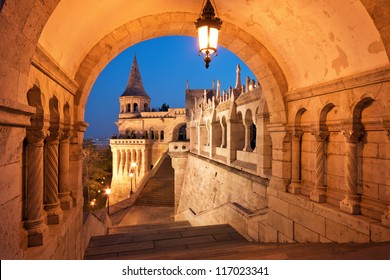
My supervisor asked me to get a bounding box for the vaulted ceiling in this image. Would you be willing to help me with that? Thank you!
[39,0,388,91]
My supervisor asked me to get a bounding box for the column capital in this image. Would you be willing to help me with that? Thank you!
[383,118,390,140]
[26,129,49,145]
[292,130,303,140]
[342,129,364,143]
[311,128,329,141]
[60,130,72,142]
[46,129,63,144]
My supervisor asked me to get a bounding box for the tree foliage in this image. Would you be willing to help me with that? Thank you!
[82,138,112,211]
[151,102,170,112]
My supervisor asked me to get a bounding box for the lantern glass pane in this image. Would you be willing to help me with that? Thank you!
[198,26,209,54]
[208,27,219,51]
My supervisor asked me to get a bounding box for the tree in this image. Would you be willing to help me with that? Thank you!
[82,138,112,211]
[158,102,169,112]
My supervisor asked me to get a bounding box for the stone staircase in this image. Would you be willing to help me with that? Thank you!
[84,221,247,260]
[84,221,390,260]
[134,156,174,207]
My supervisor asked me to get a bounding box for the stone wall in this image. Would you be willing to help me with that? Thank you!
[175,66,390,244]
[267,67,390,243]
[175,153,268,241]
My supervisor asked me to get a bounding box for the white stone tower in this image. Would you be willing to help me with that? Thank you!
[119,54,151,118]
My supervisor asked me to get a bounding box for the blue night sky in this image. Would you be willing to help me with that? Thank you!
[85,36,255,138]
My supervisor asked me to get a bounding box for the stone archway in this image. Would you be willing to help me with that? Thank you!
[74,15,288,127]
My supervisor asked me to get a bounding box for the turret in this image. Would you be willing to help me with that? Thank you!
[119,54,151,116]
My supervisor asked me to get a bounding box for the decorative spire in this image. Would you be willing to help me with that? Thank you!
[235,64,241,89]
[121,54,150,98]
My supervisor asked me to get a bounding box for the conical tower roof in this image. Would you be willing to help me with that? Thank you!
[121,54,150,98]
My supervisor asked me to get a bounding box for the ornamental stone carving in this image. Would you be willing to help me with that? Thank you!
[310,129,329,202]
[340,127,364,214]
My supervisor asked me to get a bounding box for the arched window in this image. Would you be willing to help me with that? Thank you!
[126,103,131,112]
[160,130,164,141]
[250,123,256,150]
[133,103,139,112]
[178,124,187,141]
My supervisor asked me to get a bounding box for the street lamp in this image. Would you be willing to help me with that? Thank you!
[129,172,134,195]
[195,0,222,69]
[90,199,96,209]
[105,188,111,215]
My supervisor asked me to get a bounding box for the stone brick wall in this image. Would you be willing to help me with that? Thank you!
[175,153,268,240]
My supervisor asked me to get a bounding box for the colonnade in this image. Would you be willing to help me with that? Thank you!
[24,127,74,246]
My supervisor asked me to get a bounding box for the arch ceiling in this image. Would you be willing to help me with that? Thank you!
[37,0,389,122]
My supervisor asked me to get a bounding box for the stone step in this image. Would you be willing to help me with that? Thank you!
[84,223,246,260]
[108,220,191,234]
[133,155,174,207]
[85,219,390,260]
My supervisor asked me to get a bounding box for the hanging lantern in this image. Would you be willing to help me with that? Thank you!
[195,0,222,69]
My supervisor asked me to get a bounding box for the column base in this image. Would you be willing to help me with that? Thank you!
[59,192,73,210]
[44,203,63,224]
[381,206,390,227]
[24,218,49,247]
[310,187,327,203]
[288,181,301,194]
[340,195,361,215]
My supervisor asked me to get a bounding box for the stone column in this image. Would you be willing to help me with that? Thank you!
[340,129,364,214]
[121,149,126,176]
[124,149,129,176]
[24,130,49,247]
[111,146,118,177]
[209,121,219,158]
[288,131,303,194]
[267,124,291,191]
[310,130,329,203]
[197,124,203,155]
[59,131,73,210]
[256,113,272,178]
[168,150,189,215]
[227,119,242,163]
[243,121,253,152]
[220,120,226,148]
[44,131,63,224]
[126,149,131,175]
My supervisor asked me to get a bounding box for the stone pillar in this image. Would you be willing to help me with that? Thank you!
[209,121,216,158]
[220,120,226,148]
[123,149,128,176]
[24,130,49,247]
[288,131,303,194]
[197,124,203,155]
[256,112,272,178]
[121,149,126,176]
[126,149,131,175]
[243,121,253,152]
[111,146,118,177]
[310,130,329,203]
[227,119,242,163]
[142,146,149,174]
[267,124,291,191]
[168,149,189,215]
[59,131,73,210]
[340,129,364,214]
[44,131,63,224]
